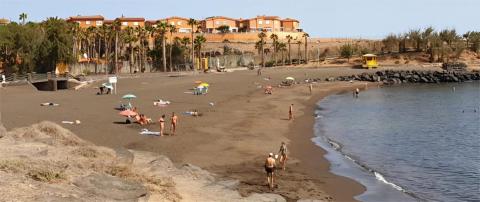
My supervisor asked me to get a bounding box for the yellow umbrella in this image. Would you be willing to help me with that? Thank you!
[199,82,210,87]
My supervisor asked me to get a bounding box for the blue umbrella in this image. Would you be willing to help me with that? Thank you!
[122,94,137,109]
[122,94,137,99]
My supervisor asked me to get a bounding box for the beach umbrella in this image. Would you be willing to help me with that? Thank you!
[122,94,137,107]
[195,80,202,84]
[119,109,137,117]
[199,82,209,87]
[122,94,137,99]
[285,77,295,81]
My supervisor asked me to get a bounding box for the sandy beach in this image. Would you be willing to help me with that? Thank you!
[1,66,440,201]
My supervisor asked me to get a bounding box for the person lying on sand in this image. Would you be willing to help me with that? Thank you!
[40,102,59,106]
[265,153,277,190]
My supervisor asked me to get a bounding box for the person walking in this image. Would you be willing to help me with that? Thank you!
[265,153,277,190]
[289,104,294,120]
[170,112,178,135]
[278,142,288,170]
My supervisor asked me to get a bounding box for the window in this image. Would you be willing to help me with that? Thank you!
[122,22,128,26]
[96,21,103,26]
[266,20,270,25]
[133,22,139,26]
[258,20,263,25]
[85,21,91,25]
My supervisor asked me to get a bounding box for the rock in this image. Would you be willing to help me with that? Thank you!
[73,173,148,201]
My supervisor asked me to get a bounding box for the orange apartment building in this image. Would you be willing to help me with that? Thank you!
[281,18,300,32]
[66,15,104,28]
[202,16,239,33]
[116,17,145,29]
[66,15,300,34]
[239,15,283,32]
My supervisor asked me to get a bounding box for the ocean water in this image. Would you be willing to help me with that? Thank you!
[314,82,480,202]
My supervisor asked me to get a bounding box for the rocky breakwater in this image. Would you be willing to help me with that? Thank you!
[327,70,480,85]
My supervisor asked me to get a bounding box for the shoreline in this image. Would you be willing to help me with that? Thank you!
[286,83,369,201]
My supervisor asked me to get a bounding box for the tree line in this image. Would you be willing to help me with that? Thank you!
[0,14,207,75]
[340,28,480,63]
[255,31,310,67]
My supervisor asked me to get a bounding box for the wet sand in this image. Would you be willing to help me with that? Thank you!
[1,67,387,201]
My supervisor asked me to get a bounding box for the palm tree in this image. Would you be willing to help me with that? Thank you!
[194,35,206,69]
[123,27,137,73]
[181,37,191,65]
[270,33,278,66]
[168,24,177,71]
[187,18,198,72]
[257,31,267,67]
[99,24,113,73]
[286,35,293,65]
[112,19,121,74]
[19,13,27,25]
[296,39,302,65]
[278,42,287,66]
[136,26,148,73]
[156,21,168,72]
[303,33,310,64]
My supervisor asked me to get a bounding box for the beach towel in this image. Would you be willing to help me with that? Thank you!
[139,129,160,136]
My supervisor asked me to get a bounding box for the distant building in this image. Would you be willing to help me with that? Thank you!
[116,17,145,29]
[159,17,196,33]
[281,18,301,32]
[66,15,104,28]
[0,18,10,26]
[202,16,239,33]
[239,16,282,32]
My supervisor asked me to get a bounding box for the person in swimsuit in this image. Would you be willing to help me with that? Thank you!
[158,114,165,136]
[265,153,276,190]
[278,142,288,170]
[170,112,178,135]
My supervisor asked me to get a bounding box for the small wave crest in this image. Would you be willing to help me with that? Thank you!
[323,137,421,200]
[374,172,406,192]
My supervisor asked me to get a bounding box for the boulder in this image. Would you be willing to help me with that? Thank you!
[73,173,148,201]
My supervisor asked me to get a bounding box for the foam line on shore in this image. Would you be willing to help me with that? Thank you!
[322,136,422,200]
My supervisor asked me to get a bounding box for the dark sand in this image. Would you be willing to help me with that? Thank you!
[1,67,385,201]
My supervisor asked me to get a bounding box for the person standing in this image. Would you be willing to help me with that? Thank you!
[309,84,313,95]
[170,112,178,135]
[278,142,288,170]
[158,114,166,136]
[355,88,360,98]
[289,104,294,120]
[265,153,277,190]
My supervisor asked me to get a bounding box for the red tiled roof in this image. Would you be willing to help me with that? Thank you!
[205,16,239,22]
[255,15,280,20]
[282,18,299,22]
[103,20,114,24]
[116,17,145,22]
[160,16,191,21]
[67,15,104,21]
